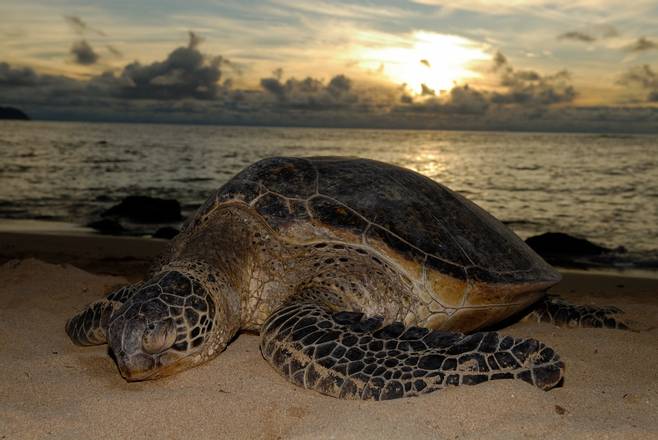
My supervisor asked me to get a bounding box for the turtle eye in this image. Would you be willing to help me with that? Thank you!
[142,319,176,354]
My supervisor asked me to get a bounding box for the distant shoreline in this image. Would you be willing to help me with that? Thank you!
[3,117,658,136]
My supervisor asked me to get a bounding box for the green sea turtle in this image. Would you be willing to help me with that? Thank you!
[66,157,628,400]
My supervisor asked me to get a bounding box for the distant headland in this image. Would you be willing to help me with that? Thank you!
[0,106,30,120]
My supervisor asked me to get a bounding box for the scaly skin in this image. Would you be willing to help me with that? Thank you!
[260,295,564,400]
[66,203,626,396]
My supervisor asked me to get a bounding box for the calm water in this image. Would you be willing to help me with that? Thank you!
[1,121,657,266]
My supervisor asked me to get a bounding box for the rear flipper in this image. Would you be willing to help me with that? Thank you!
[65,283,141,346]
[260,300,564,400]
[528,295,629,330]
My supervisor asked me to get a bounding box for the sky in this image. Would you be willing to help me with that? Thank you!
[1,0,658,132]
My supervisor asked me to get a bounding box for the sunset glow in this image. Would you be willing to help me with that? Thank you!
[1,0,656,130]
[357,32,490,95]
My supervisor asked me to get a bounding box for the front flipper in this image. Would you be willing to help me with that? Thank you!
[260,301,564,400]
[528,295,629,330]
[65,283,142,346]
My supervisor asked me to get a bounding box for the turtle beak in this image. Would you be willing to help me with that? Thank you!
[113,350,157,381]
[107,314,160,381]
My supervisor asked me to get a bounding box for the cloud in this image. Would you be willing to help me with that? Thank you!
[395,84,489,115]
[626,37,658,52]
[64,16,88,34]
[558,31,596,43]
[447,84,489,113]
[0,35,656,133]
[106,45,123,57]
[618,65,658,88]
[272,68,284,80]
[492,51,507,70]
[618,64,658,102]
[187,30,203,49]
[101,32,226,100]
[71,40,100,65]
[420,83,435,96]
[492,53,576,105]
[64,15,106,36]
[394,52,576,121]
[0,62,88,110]
[411,0,656,22]
[0,62,39,86]
[557,26,620,43]
[259,73,359,110]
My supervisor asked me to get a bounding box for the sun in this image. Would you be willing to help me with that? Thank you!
[357,31,489,95]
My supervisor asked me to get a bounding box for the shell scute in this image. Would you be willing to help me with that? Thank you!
[254,193,294,227]
[308,196,368,234]
[209,156,559,287]
[233,156,316,199]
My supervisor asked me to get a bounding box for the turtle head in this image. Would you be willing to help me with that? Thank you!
[107,266,239,381]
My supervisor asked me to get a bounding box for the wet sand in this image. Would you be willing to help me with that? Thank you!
[0,232,657,439]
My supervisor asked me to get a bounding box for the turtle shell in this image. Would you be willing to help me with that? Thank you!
[208,156,559,292]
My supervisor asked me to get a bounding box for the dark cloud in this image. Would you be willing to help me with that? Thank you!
[558,25,620,42]
[493,51,507,70]
[448,85,489,114]
[626,37,658,52]
[617,65,658,102]
[259,73,358,110]
[71,40,99,65]
[395,84,488,115]
[1,38,657,133]
[64,15,106,36]
[0,61,88,110]
[558,31,596,43]
[420,83,435,96]
[260,77,285,97]
[102,32,226,100]
[64,16,88,34]
[328,74,352,95]
[394,53,575,121]
[618,65,658,88]
[0,62,39,86]
[187,31,203,49]
[492,54,576,105]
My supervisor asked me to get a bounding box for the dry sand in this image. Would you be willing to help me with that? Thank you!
[1,232,657,439]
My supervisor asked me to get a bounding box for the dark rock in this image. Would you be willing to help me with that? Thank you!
[0,106,30,120]
[153,226,180,239]
[101,196,182,223]
[88,218,125,234]
[95,194,112,202]
[526,232,611,257]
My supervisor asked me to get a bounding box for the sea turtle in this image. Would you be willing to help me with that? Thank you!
[66,157,628,400]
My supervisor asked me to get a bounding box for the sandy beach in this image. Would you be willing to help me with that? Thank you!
[1,231,657,439]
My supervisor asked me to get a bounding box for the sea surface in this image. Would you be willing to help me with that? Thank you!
[1,121,657,269]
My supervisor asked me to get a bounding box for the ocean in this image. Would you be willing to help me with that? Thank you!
[1,120,657,269]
